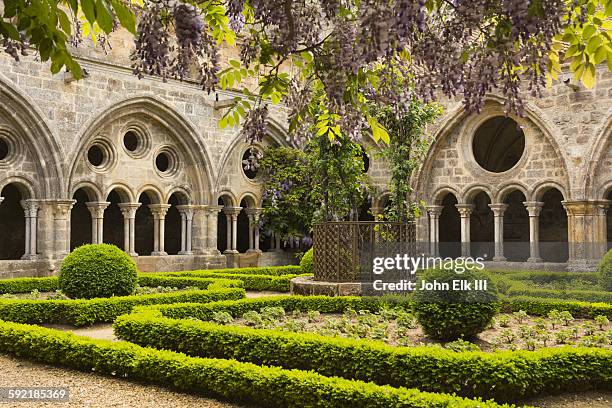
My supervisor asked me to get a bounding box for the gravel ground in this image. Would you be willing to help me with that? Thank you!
[0,354,245,408]
[518,391,612,407]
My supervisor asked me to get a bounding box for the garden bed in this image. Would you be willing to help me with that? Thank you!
[218,307,611,351]
[114,295,612,402]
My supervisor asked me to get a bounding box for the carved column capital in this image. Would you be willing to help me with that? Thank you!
[52,199,76,218]
[455,204,474,217]
[148,204,171,220]
[488,203,509,217]
[118,202,141,219]
[20,199,40,217]
[223,206,242,218]
[426,205,444,217]
[86,201,110,219]
[176,204,196,221]
[523,201,544,217]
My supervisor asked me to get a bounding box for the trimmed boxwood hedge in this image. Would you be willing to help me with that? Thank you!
[150,271,305,292]
[0,321,509,408]
[0,266,302,295]
[0,287,245,326]
[115,296,612,402]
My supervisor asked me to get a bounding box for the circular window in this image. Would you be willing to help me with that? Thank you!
[242,148,262,180]
[0,137,9,161]
[153,146,180,177]
[85,139,115,172]
[87,145,105,167]
[156,152,170,172]
[472,116,525,173]
[123,131,139,152]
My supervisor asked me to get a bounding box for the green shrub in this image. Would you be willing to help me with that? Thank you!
[0,321,506,408]
[115,302,612,402]
[0,288,244,326]
[412,268,500,341]
[0,277,59,294]
[300,248,314,274]
[599,249,612,291]
[59,244,138,299]
[151,271,302,292]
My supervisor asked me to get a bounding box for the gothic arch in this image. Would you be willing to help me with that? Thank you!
[414,95,572,200]
[431,186,461,205]
[532,180,568,201]
[238,192,259,208]
[582,109,612,199]
[494,181,531,203]
[0,74,64,198]
[70,181,103,202]
[68,95,215,204]
[462,184,494,204]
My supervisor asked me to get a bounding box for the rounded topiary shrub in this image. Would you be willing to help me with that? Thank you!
[59,244,138,299]
[412,267,500,341]
[300,248,314,274]
[599,249,612,291]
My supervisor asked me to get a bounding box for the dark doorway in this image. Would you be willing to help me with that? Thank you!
[439,193,461,258]
[503,190,530,261]
[539,188,568,262]
[0,184,26,259]
[70,189,92,250]
[104,190,125,249]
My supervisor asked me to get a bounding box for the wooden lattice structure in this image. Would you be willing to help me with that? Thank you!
[313,221,416,282]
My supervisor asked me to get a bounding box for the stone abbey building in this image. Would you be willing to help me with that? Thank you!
[0,31,610,277]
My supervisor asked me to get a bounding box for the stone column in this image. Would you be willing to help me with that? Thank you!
[222,207,241,254]
[191,205,208,255]
[524,201,544,263]
[562,200,605,269]
[455,204,474,257]
[206,205,223,255]
[118,203,140,256]
[20,199,40,260]
[426,205,443,257]
[52,200,76,257]
[86,202,110,244]
[245,208,263,253]
[489,203,509,262]
[595,200,610,259]
[176,205,196,255]
[149,204,171,256]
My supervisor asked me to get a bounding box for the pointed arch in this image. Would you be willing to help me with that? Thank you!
[0,74,64,198]
[582,109,612,199]
[68,95,215,203]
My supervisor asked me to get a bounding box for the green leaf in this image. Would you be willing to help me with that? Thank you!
[229,59,241,68]
[57,10,72,36]
[81,0,96,24]
[586,35,603,53]
[608,51,612,72]
[111,0,136,35]
[581,63,596,88]
[594,45,608,64]
[583,24,597,40]
[96,0,115,33]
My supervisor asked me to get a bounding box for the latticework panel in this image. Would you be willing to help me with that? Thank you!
[313,222,416,282]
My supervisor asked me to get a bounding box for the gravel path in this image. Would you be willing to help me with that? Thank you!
[0,354,244,408]
[519,391,612,407]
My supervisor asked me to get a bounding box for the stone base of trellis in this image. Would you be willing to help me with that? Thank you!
[290,276,364,296]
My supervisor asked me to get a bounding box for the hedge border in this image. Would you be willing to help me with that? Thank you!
[151,271,308,292]
[0,265,304,294]
[115,295,612,401]
[0,286,245,326]
[0,321,510,408]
